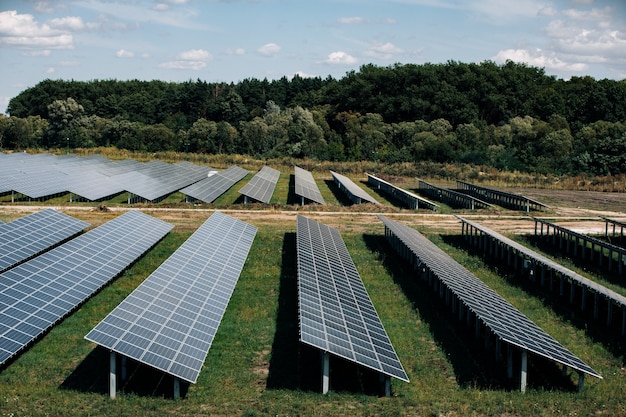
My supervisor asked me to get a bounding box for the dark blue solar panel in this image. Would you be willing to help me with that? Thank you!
[0,209,90,273]
[85,211,257,383]
[0,210,173,367]
[296,215,408,382]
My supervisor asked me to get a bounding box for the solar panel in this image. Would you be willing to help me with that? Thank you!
[330,171,379,205]
[180,165,248,203]
[377,215,601,381]
[296,215,409,382]
[0,210,173,367]
[367,174,437,210]
[457,216,626,307]
[85,211,257,383]
[0,209,90,273]
[239,166,280,203]
[294,166,325,205]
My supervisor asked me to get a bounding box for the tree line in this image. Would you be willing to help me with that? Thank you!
[2,60,626,176]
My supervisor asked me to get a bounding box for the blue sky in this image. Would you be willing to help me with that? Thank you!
[1,0,625,115]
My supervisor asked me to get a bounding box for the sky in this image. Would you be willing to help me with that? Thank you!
[1,0,625,115]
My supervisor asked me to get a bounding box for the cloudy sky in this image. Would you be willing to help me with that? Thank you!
[1,0,625,114]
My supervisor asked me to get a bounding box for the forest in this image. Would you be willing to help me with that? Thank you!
[2,60,626,176]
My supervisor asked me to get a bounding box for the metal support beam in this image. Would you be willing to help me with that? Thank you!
[380,374,391,397]
[109,351,117,400]
[520,350,528,394]
[321,351,330,394]
[121,356,127,381]
[174,378,180,400]
[578,373,585,392]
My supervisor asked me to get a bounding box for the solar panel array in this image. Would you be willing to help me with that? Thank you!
[0,210,173,367]
[0,152,211,202]
[456,180,549,212]
[378,215,601,380]
[296,215,409,382]
[294,166,325,205]
[85,211,258,383]
[239,166,280,203]
[458,216,626,308]
[330,171,379,205]
[367,174,438,210]
[418,179,492,210]
[0,209,90,273]
[180,165,248,203]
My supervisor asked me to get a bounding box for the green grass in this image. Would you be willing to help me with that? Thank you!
[1,215,626,416]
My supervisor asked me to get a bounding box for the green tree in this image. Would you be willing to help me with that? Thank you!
[46,97,85,148]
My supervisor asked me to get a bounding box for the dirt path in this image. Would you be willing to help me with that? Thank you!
[2,188,625,237]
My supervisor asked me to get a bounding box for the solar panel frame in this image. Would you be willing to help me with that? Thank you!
[294,166,325,205]
[85,211,257,383]
[180,165,248,203]
[377,215,602,380]
[0,209,90,273]
[239,166,280,204]
[0,210,173,367]
[330,171,379,205]
[367,173,437,210]
[457,216,626,307]
[296,214,409,382]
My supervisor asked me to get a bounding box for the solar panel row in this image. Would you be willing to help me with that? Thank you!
[367,174,438,210]
[85,211,257,383]
[239,166,280,204]
[330,171,379,205]
[294,166,325,205]
[378,215,601,381]
[296,215,409,382]
[0,209,90,273]
[180,165,248,203]
[0,152,211,203]
[458,216,626,307]
[0,210,173,367]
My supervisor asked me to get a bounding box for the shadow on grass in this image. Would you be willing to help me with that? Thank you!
[360,179,407,210]
[61,346,189,399]
[524,235,626,289]
[364,233,577,392]
[266,232,393,395]
[324,179,354,207]
[266,232,302,390]
[286,174,297,206]
[444,233,626,360]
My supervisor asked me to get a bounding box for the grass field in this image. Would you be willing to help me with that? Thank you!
[1,158,626,416]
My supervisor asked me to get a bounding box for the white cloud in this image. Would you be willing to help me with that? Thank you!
[45,67,55,74]
[154,3,170,11]
[323,51,358,65]
[49,16,85,31]
[0,10,73,49]
[493,48,588,72]
[538,7,558,17]
[159,49,212,70]
[158,60,206,70]
[544,11,626,63]
[292,71,314,78]
[562,6,612,21]
[177,49,211,60]
[338,17,366,24]
[257,43,281,57]
[116,49,135,58]
[34,1,66,14]
[364,42,403,60]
